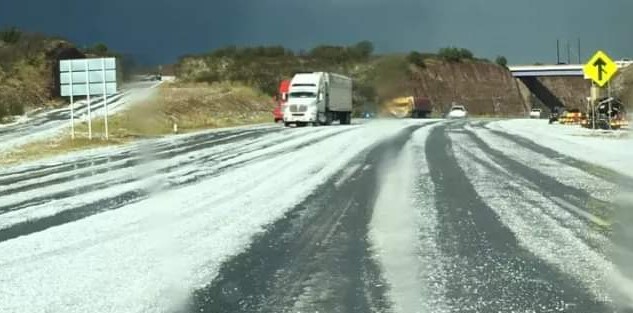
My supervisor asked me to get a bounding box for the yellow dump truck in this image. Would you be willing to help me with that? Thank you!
[383,96,432,118]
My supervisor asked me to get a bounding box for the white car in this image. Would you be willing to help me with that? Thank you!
[529,108,542,119]
[447,105,468,118]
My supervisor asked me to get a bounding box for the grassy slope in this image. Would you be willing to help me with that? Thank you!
[177,51,531,117]
[75,81,274,138]
[0,32,73,121]
[1,82,275,165]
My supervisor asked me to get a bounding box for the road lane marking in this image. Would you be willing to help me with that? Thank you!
[550,196,610,227]
[334,164,361,188]
[321,197,355,246]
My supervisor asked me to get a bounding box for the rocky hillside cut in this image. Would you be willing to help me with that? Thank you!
[409,61,525,115]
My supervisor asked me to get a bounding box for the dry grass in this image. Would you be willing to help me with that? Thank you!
[155,81,274,131]
[3,82,275,165]
[78,81,274,137]
[1,137,124,165]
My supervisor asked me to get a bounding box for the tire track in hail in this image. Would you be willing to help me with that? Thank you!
[0,127,293,196]
[1,125,274,181]
[0,126,349,214]
[461,123,614,231]
[425,123,611,312]
[0,127,291,212]
[0,127,357,242]
[177,125,425,313]
[454,142,610,254]
[478,121,633,188]
[0,127,279,188]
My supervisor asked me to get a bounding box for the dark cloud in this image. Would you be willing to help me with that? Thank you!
[1,0,632,64]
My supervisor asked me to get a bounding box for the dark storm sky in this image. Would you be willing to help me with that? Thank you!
[2,0,632,65]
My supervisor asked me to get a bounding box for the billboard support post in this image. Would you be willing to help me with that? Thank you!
[101,58,109,140]
[85,59,92,140]
[69,61,75,140]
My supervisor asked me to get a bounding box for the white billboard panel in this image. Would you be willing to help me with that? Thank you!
[59,58,117,96]
[60,83,117,96]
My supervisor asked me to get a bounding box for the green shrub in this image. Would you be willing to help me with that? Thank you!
[407,51,427,68]
[0,27,21,44]
[496,56,508,68]
[84,43,109,56]
[438,47,474,63]
[349,41,374,60]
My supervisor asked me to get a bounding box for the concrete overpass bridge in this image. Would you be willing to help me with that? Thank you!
[509,61,632,77]
[508,62,632,110]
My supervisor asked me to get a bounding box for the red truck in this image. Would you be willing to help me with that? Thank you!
[412,97,432,118]
[273,80,290,123]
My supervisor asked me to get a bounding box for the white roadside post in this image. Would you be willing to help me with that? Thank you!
[586,96,591,128]
[102,58,109,140]
[85,59,92,140]
[69,61,75,140]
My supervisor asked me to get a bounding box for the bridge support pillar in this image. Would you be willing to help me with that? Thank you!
[517,77,566,111]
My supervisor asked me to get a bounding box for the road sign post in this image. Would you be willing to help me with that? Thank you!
[607,82,613,129]
[583,50,618,130]
[592,82,596,130]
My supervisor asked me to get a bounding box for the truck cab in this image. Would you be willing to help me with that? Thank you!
[273,80,290,123]
[284,73,323,127]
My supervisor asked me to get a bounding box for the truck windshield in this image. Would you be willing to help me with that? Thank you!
[289,92,317,98]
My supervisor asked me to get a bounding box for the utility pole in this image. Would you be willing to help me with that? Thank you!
[577,38,581,64]
[557,39,561,64]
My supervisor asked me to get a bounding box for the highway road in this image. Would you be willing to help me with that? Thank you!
[0,119,631,313]
[0,81,160,153]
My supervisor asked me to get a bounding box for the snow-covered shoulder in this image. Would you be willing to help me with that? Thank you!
[487,119,633,177]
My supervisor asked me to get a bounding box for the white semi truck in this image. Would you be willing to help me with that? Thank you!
[283,72,353,127]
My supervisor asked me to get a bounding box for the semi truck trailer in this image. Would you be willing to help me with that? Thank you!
[283,72,353,126]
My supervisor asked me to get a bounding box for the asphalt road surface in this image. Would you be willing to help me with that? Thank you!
[0,119,632,313]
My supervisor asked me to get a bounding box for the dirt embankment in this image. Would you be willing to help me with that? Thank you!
[614,65,633,110]
[409,61,525,116]
[514,77,589,112]
[410,60,591,115]
[525,77,591,110]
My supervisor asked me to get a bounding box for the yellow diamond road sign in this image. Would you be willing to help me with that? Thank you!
[583,50,618,87]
